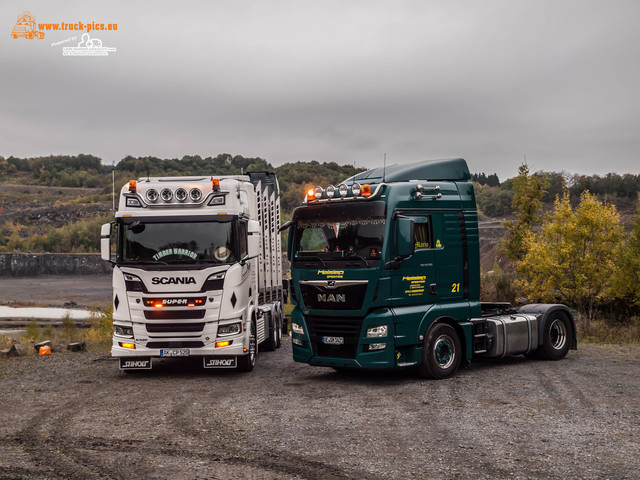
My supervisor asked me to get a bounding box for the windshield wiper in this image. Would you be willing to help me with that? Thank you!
[343,255,370,267]
[121,260,169,265]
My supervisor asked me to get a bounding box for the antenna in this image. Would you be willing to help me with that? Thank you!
[112,168,115,211]
[383,153,387,183]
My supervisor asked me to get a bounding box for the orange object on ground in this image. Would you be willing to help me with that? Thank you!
[39,345,52,356]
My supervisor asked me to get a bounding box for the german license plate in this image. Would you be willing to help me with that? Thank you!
[160,348,190,357]
[322,336,344,345]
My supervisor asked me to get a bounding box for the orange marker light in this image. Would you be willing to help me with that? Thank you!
[362,184,371,197]
[128,180,137,193]
[215,340,231,348]
[121,342,136,349]
[306,188,315,202]
[212,178,220,191]
[154,304,163,308]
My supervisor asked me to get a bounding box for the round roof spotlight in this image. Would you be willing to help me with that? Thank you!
[189,188,203,202]
[338,184,349,197]
[326,185,336,198]
[160,188,173,202]
[351,182,362,196]
[175,188,188,202]
[146,189,159,203]
[314,186,324,200]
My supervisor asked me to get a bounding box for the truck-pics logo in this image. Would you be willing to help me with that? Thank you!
[11,12,44,39]
[63,33,116,56]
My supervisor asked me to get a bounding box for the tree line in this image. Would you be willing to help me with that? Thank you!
[499,165,640,335]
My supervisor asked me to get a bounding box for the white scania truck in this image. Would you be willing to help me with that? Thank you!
[101,172,285,372]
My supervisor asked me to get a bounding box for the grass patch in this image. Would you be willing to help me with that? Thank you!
[578,317,640,344]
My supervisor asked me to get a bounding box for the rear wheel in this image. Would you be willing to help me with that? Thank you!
[262,311,277,352]
[275,305,283,349]
[417,323,461,379]
[537,312,572,360]
[238,320,257,372]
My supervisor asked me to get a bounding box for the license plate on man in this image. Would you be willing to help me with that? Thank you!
[322,336,344,345]
[160,349,190,357]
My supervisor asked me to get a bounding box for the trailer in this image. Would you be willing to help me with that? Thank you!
[101,172,285,372]
[283,158,576,378]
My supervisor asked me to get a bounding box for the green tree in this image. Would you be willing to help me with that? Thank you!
[501,164,549,262]
[518,191,624,323]
[612,196,640,307]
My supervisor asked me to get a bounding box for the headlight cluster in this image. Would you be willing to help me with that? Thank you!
[306,182,372,202]
[144,187,203,203]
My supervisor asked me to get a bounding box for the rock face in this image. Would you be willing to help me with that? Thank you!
[0,253,111,277]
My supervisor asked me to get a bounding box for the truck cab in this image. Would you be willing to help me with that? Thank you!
[285,158,576,378]
[102,174,284,372]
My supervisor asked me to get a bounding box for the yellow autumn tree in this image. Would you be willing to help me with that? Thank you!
[612,195,640,308]
[517,190,624,323]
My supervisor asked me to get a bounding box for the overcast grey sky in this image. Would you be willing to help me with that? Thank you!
[1,0,638,180]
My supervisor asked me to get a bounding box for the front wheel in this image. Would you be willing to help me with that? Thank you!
[537,312,572,360]
[417,323,461,379]
[237,320,257,372]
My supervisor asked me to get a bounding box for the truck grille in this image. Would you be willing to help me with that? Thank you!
[144,310,206,320]
[146,323,205,333]
[306,315,364,359]
[146,341,204,349]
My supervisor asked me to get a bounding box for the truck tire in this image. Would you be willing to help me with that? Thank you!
[238,320,257,372]
[275,305,282,349]
[418,323,461,379]
[537,311,572,360]
[262,311,277,352]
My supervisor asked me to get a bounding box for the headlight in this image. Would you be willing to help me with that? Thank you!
[366,343,386,351]
[292,322,305,335]
[146,189,159,203]
[217,322,242,336]
[366,325,388,337]
[114,325,134,337]
[175,188,187,202]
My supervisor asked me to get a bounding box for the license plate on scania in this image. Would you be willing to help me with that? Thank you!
[160,348,190,358]
[322,336,344,345]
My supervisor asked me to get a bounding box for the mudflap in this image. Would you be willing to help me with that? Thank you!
[203,356,237,369]
[119,358,152,370]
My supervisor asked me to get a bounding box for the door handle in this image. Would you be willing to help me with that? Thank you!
[429,283,437,295]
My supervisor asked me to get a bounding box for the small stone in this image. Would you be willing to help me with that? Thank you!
[67,342,87,352]
[8,344,26,357]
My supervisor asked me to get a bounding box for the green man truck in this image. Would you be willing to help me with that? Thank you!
[283,158,576,379]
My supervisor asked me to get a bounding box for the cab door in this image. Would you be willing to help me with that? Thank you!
[390,214,437,308]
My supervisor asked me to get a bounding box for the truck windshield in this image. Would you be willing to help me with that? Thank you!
[119,220,236,265]
[293,216,385,268]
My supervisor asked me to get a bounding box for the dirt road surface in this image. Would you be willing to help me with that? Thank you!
[0,341,638,480]
[0,275,112,308]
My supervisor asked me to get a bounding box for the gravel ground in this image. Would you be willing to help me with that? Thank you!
[0,341,638,480]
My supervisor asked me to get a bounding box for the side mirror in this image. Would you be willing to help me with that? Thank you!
[396,217,415,258]
[247,220,260,258]
[100,223,113,263]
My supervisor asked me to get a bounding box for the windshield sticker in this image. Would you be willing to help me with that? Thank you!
[317,270,344,279]
[403,275,426,296]
[298,218,385,228]
[153,248,198,261]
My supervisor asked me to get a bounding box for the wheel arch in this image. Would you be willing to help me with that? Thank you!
[422,315,468,362]
[517,303,577,350]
